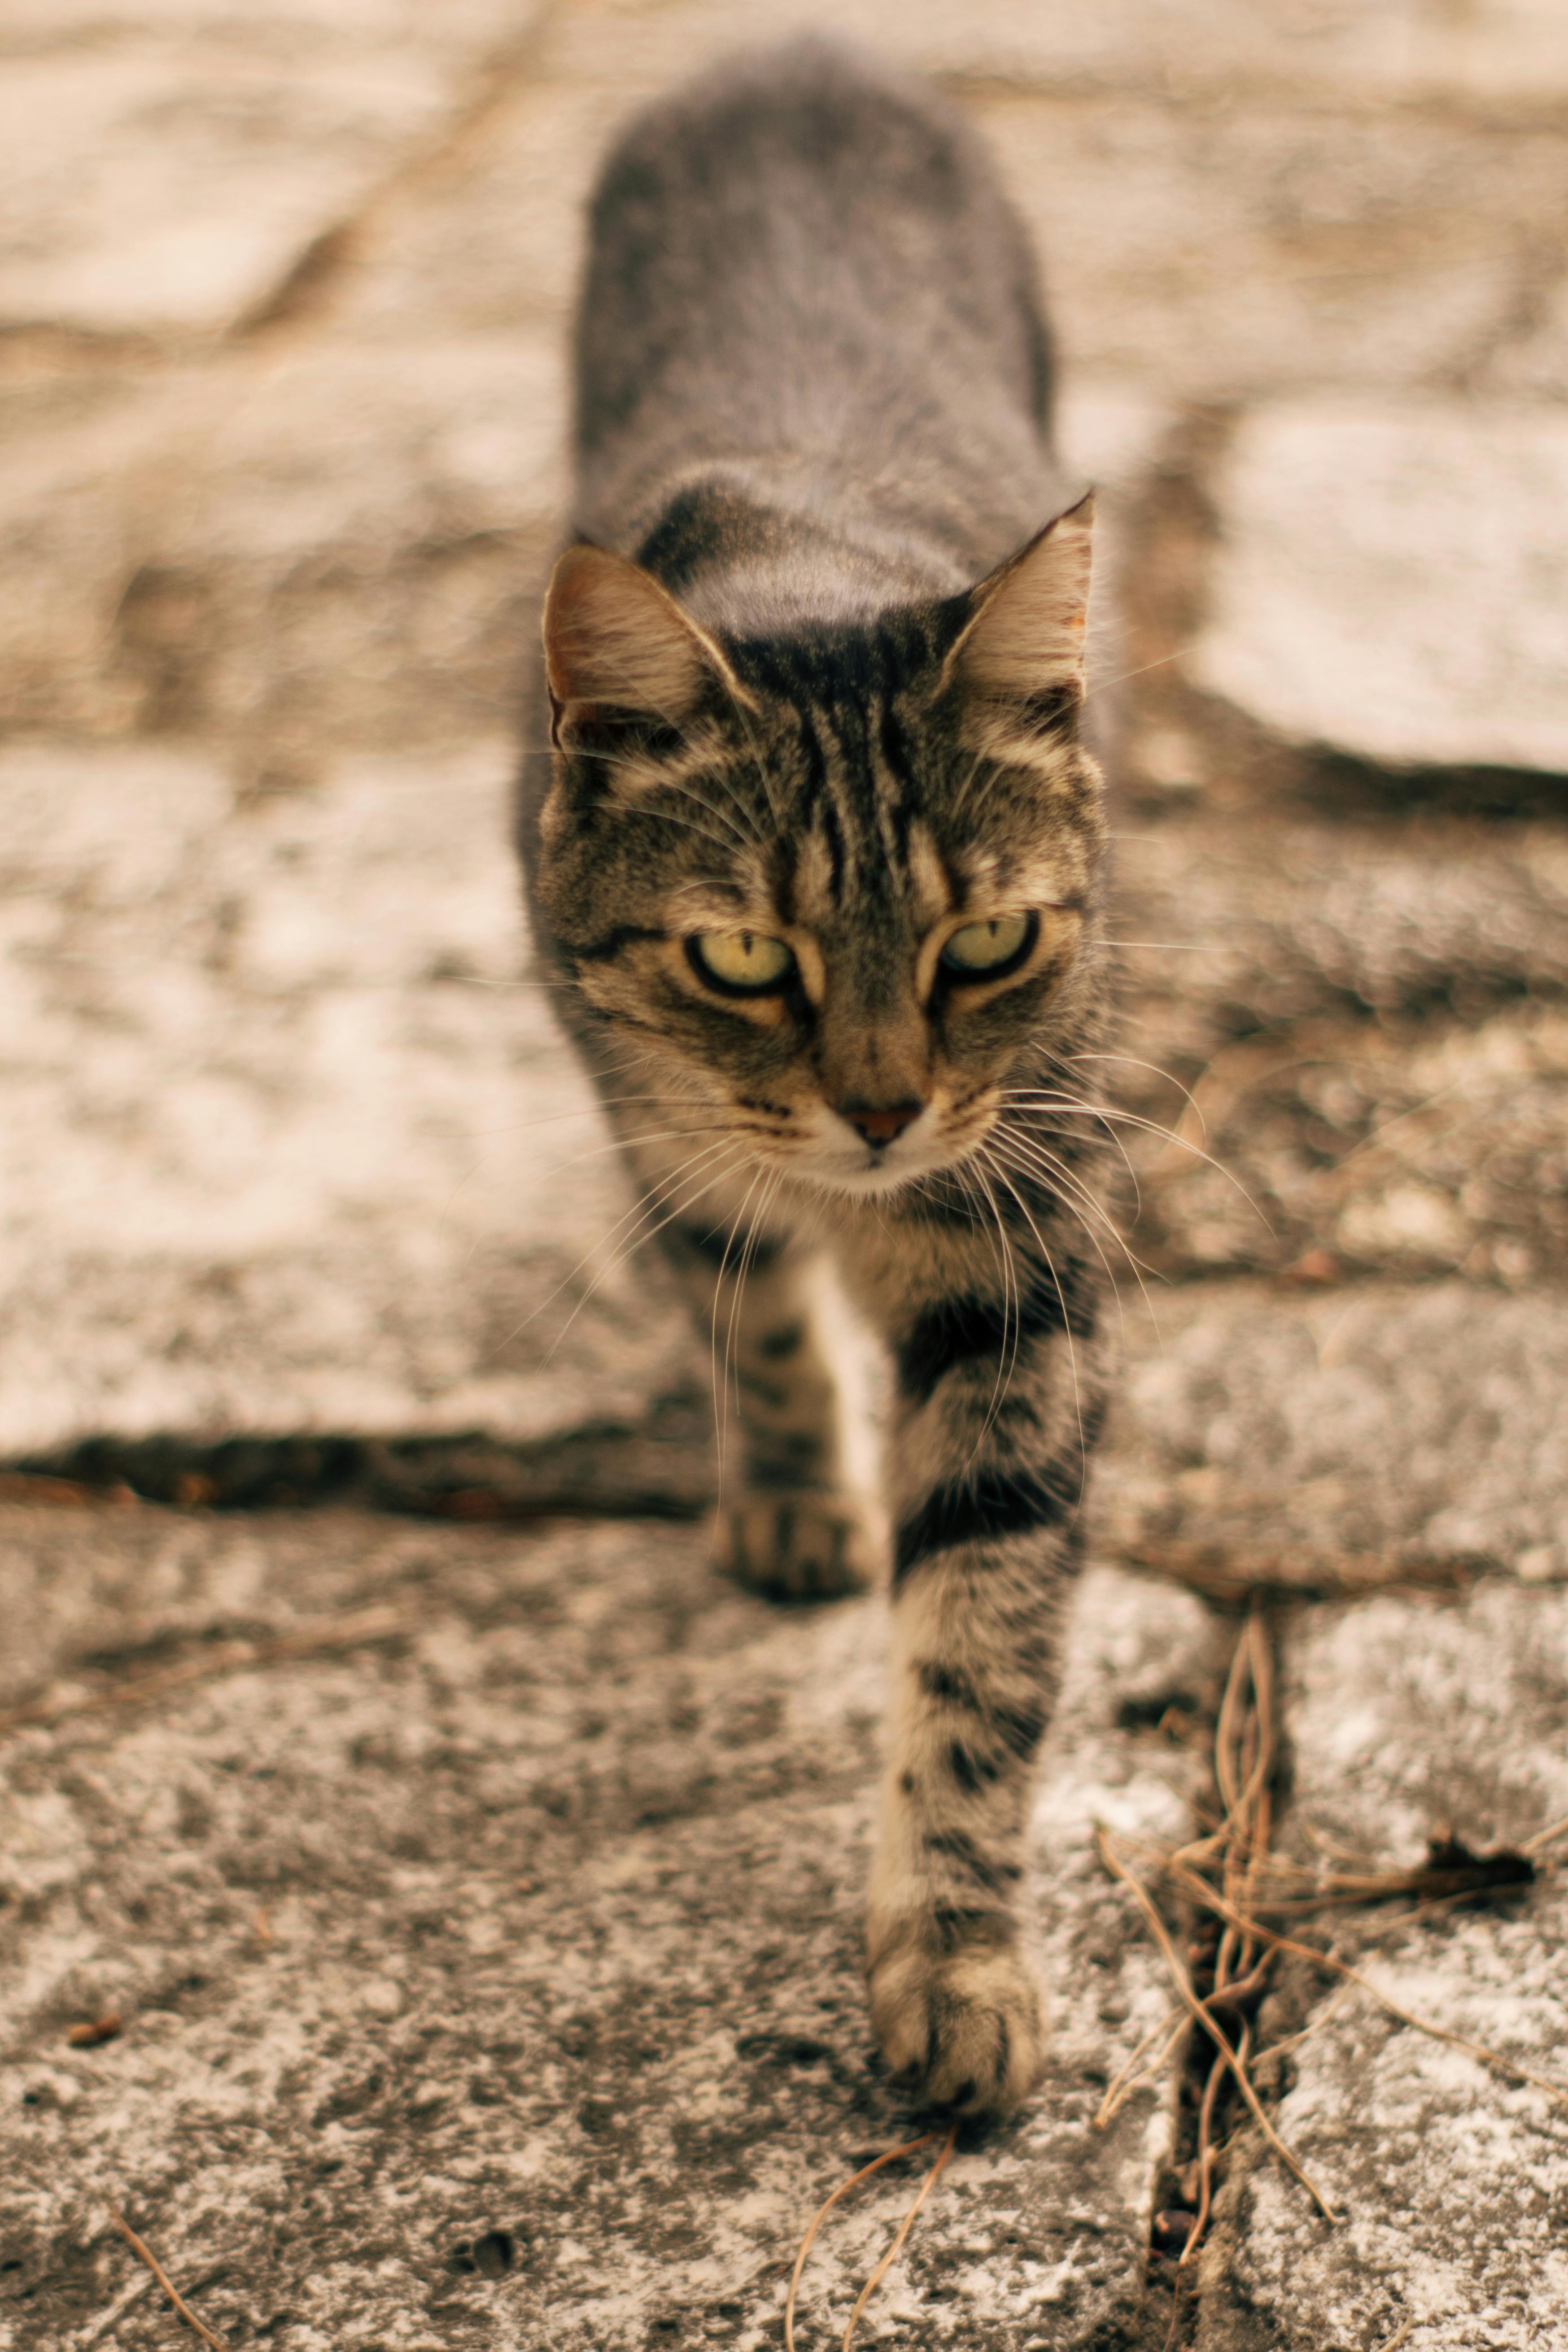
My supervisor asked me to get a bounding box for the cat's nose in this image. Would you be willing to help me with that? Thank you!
[837,1099,925,1149]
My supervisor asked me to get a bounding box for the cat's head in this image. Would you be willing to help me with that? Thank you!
[534,499,1106,1203]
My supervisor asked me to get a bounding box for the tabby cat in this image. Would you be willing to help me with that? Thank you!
[519,39,1114,2118]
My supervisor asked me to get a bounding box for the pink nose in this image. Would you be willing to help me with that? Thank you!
[838,1100,924,1148]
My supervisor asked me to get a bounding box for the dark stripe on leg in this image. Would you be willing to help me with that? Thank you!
[923,1829,1019,1891]
[915,1663,1046,1760]
[895,1268,1087,1404]
[894,1466,1072,1583]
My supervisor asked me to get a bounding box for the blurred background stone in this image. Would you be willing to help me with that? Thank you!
[1195,404,1568,773]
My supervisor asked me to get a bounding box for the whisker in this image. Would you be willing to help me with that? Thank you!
[976,1146,1088,1475]
[1055,1048,1209,1133]
[540,1142,757,1374]
[1001,1089,1266,1219]
[711,1163,768,1488]
[719,1165,786,1485]
[987,1128,1163,1335]
[984,1129,1137,1300]
[485,1134,747,1362]
[997,1091,1145,1216]
[1083,646,1185,697]
[952,1158,1021,1469]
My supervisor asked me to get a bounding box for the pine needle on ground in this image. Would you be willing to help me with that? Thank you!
[784,2125,958,2352]
[107,2207,230,2352]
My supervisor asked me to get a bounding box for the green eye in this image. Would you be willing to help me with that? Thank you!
[939,912,1036,977]
[687,929,795,995]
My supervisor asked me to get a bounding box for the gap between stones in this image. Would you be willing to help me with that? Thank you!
[8,1387,716,1522]
[1118,1598,1544,2351]
[233,0,571,341]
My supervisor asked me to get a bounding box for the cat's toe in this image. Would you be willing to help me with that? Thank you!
[868,1935,1044,2119]
[715,1492,882,1600]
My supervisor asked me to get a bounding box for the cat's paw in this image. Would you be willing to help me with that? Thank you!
[715,1492,882,1600]
[868,1931,1044,2119]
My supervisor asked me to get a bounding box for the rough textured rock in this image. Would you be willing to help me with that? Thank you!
[0,740,695,1462]
[0,1520,1213,2350]
[1108,809,1568,1278]
[1200,1583,1568,2350]
[1106,1281,1568,1578]
[344,29,1566,402]
[1121,996,1568,1284]
[1193,403,1568,773]
[976,100,1554,401]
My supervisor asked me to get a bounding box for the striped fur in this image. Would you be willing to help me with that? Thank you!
[518,40,1115,2118]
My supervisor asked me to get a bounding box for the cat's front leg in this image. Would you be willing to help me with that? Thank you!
[852,1216,1105,2116]
[664,1221,883,1600]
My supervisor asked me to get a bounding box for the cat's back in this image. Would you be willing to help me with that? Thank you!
[572,39,1065,607]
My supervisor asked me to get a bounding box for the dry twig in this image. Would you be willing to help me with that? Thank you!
[0,1469,137,1510]
[1099,1594,1554,2280]
[66,2013,121,2049]
[1096,1825,1336,2223]
[1123,1537,1473,1612]
[107,2207,230,2352]
[1162,1868,1568,2109]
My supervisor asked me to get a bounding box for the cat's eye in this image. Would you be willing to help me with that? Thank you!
[939,912,1036,978]
[687,929,796,995]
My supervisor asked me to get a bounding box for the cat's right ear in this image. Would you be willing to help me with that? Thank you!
[938,494,1095,757]
[542,543,749,765]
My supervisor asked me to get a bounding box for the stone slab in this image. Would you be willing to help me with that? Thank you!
[0,0,527,48]
[1484,269,1568,402]
[977,96,1547,402]
[0,330,563,754]
[1199,1581,1568,2350]
[1193,401,1568,774]
[1113,806,1568,1041]
[0,739,696,1462]
[1105,1280,1568,1579]
[0,1513,1216,2348]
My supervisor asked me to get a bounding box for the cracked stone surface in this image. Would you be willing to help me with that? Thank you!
[1197,1583,1568,2351]
[0,335,565,754]
[0,1523,1212,2350]
[532,0,1568,109]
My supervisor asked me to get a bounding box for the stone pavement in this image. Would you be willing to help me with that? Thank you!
[3,3,1568,2347]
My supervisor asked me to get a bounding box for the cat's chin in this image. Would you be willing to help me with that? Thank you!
[791,1154,961,1202]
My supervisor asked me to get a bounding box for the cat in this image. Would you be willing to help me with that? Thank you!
[518,37,1114,2119]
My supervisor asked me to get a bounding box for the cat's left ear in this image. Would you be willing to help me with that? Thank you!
[940,493,1094,742]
